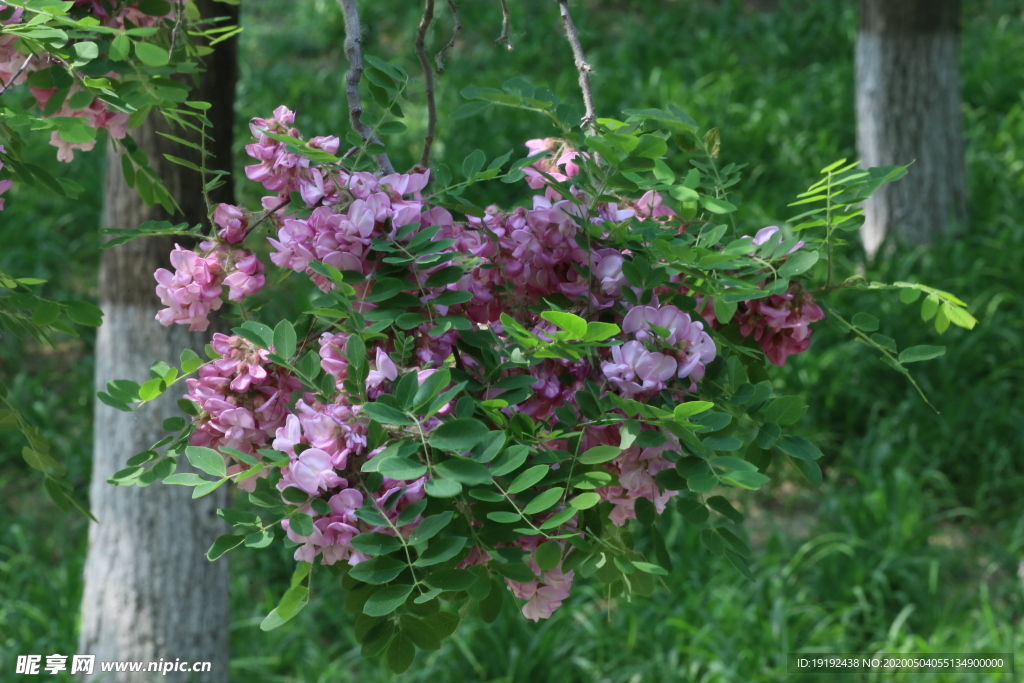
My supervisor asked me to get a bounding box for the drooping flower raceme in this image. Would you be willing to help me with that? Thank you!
[150,108,825,624]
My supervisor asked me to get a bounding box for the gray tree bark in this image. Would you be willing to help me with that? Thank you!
[78,2,239,681]
[856,0,967,259]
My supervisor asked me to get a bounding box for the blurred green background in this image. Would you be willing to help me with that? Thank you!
[2,0,1022,680]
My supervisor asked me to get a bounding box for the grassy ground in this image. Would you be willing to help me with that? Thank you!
[2,0,1023,680]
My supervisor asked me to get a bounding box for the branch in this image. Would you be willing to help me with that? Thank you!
[557,0,596,132]
[495,0,512,50]
[434,0,461,73]
[415,0,437,168]
[337,0,396,175]
[0,54,33,98]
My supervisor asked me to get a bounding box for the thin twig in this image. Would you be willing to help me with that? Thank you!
[495,0,512,50]
[557,0,597,132]
[434,0,461,73]
[0,54,33,97]
[337,0,396,175]
[415,0,437,167]
[169,0,185,56]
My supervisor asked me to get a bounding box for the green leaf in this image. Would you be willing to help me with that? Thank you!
[540,310,587,339]
[185,446,226,478]
[415,536,468,566]
[792,457,823,486]
[260,584,310,631]
[423,610,461,639]
[408,512,454,544]
[364,584,415,617]
[162,417,186,431]
[756,422,781,449]
[362,403,414,426]
[109,33,130,61]
[137,377,164,402]
[377,457,427,481]
[378,121,407,135]
[535,541,562,571]
[490,446,530,476]
[899,287,922,304]
[71,40,98,64]
[506,465,548,494]
[450,101,492,120]
[633,561,669,576]
[778,250,819,278]
[206,534,244,560]
[687,473,719,493]
[400,614,441,651]
[674,401,714,419]
[677,498,710,525]
[579,445,621,465]
[134,41,169,66]
[180,348,202,374]
[487,511,521,523]
[192,479,228,499]
[163,472,207,486]
[64,300,103,326]
[273,320,297,360]
[396,498,428,527]
[425,568,478,592]
[699,196,737,214]
[707,495,745,524]
[898,345,946,363]
[775,435,823,461]
[424,478,463,497]
[413,367,451,411]
[463,149,486,179]
[522,487,564,515]
[424,266,465,288]
[137,0,172,15]
[289,513,314,537]
[632,134,668,159]
[763,396,806,426]
[851,311,880,332]
[720,470,770,490]
[635,497,657,527]
[349,556,407,585]
[703,436,743,452]
[569,492,601,509]
[434,457,492,485]
[583,321,620,342]
[429,419,489,451]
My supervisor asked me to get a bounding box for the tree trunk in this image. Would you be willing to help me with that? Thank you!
[78,3,239,681]
[856,0,967,259]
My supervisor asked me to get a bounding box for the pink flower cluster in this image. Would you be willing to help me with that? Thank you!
[502,535,576,622]
[154,245,223,331]
[158,107,827,622]
[736,283,825,366]
[1,2,181,162]
[273,404,429,566]
[154,211,267,331]
[186,334,300,485]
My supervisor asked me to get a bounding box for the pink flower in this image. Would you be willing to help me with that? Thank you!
[214,204,248,243]
[601,341,677,398]
[154,245,224,331]
[222,251,266,302]
[736,283,824,366]
[289,448,344,495]
[366,348,398,392]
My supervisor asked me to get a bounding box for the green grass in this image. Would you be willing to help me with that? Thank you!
[2,0,1024,680]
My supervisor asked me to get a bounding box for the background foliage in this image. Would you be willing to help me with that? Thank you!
[1,0,1022,680]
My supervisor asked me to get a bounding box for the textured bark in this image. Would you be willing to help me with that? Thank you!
[78,2,239,681]
[856,0,967,258]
